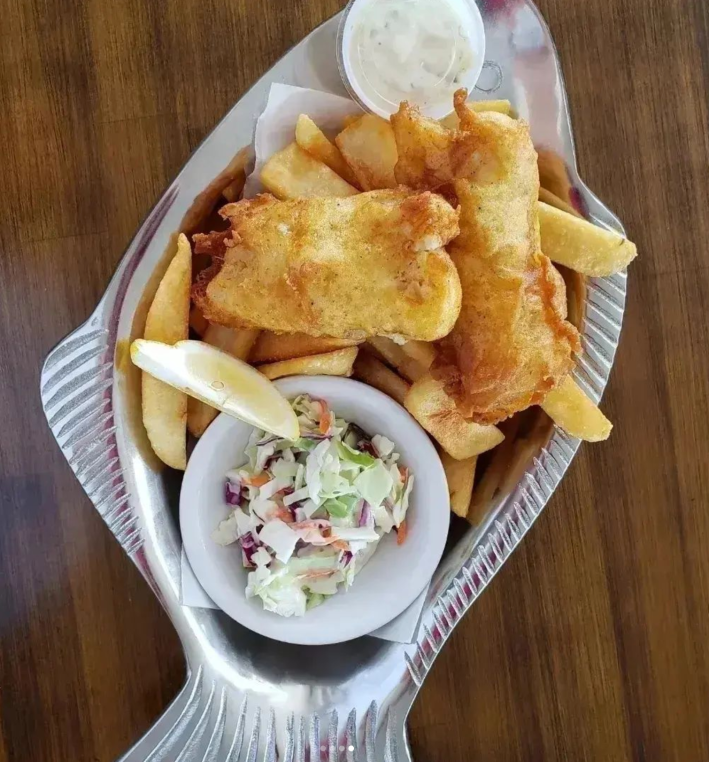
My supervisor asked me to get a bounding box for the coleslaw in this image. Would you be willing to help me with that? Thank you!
[213,394,413,617]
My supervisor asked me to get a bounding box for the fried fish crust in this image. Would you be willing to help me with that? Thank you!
[392,90,580,424]
[193,189,461,341]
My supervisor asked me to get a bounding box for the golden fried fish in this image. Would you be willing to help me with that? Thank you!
[193,189,461,341]
[392,90,581,424]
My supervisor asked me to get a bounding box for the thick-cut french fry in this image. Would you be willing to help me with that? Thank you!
[187,325,259,438]
[541,375,612,441]
[295,114,360,187]
[189,305,209,338]
[365,337,432,382]
[440,450,477,518]
[186,395,220,440]
[537,149,572,204]
[251,332,360,364]
[142,234,191,469]
[259,347,359,381]
[539,201,637,276]
[473,99,513,114]
[498,409,552,498]
[203,324,260,358]
[467,417,521,526]
[400,340,436,370]
[352,352,410,406]
[335,115,398,190]
[342,114,363,129]
[404,374,504,459]
[181,147,250,233]
[440,99,513,129]
[222,174,246,203]
[538,186,581,218]
[261,142,358,200]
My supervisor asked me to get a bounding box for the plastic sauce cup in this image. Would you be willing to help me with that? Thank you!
[337,0,486,119]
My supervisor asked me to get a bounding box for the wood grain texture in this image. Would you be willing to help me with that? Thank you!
[0,0,707,760]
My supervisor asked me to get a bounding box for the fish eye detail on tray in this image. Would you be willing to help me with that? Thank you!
[131,86,637,528]
[212,394,412,618]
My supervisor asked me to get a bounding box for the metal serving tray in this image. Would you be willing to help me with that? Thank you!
[40,2,628,760]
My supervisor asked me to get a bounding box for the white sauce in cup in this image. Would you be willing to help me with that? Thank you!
[339,0,486,118]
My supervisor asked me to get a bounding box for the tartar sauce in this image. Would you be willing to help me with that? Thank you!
[346,0,483,117]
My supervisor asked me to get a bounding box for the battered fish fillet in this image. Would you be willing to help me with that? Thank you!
[192,190,461,341]
[391,91,581,424]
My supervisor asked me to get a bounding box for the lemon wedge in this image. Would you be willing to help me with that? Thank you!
[130,339,299,440]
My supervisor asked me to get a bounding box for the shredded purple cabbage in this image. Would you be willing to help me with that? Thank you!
[358,439,378,458]
[262,452,280,471]
[358,501,372,527]
[225,479,242,506]
[340,550,353,568]
[239,532,263,568]
[280,487,304,515]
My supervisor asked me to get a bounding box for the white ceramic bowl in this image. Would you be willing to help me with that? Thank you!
[180,375,450,645]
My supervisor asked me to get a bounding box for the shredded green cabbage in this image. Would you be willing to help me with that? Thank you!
[213,394,414,617]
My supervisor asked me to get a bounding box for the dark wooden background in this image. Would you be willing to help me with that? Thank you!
[1,0,708,760]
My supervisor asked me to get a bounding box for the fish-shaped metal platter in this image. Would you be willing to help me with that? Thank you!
[40,2,628,760]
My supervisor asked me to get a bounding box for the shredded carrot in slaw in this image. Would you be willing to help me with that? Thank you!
[245,473,270,487]
[318,400,332,435]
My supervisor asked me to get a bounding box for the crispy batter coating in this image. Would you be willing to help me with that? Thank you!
[192,190,461,341]
[392,90,580,424]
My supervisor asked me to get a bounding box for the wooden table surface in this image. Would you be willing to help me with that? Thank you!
[1,0,708,760]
